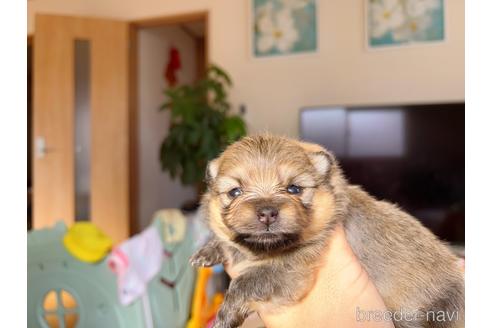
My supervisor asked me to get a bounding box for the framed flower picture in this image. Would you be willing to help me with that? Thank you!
[367,0,445,48]
[252,0,318,57]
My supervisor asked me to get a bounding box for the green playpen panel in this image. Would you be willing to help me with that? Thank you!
[28,219,196,328]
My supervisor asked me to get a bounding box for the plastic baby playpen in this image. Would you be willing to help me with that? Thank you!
[27,211,199,328]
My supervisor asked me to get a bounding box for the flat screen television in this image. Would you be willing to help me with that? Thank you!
[300,103,464,244]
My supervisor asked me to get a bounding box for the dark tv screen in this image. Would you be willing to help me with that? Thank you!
[300,103,464,244]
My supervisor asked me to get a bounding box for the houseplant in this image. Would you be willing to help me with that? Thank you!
[159,64,246,208]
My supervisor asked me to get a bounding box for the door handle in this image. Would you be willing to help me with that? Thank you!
[35,136,52,158]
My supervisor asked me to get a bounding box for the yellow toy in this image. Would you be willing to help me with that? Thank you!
[187,265,225,328]
[63,222,113,263]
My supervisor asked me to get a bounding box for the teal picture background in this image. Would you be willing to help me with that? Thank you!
[368,0,445,48]
[253,0,318,57]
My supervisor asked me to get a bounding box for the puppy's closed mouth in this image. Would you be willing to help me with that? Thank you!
[233,232,300,254]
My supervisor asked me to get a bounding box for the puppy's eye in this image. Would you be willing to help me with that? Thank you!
[287,184,302,195]
[228,187,242,199]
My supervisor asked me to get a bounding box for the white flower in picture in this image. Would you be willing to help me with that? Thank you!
[393,13,432,41]
[253,0,317,57]
[367,0,444,48]
[370,0,406,38]
[256,3,275,35]
[405,0,440,17]
[257,8,299,53]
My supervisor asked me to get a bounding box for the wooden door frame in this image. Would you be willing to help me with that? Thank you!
[128,11,210,234]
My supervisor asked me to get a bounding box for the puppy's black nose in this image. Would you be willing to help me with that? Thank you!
[257,206,279,225]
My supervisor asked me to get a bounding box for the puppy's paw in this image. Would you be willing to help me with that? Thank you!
[211,307,245,328]
[189,247,221,267]
[210,319,237,328]
[210,321,225,328]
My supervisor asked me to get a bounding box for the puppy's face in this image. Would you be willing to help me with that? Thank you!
[205,135,338,255]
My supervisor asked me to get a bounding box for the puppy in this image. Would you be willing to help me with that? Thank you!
[190,134,464,328]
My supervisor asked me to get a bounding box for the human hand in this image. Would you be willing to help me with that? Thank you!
[225,225,394,328]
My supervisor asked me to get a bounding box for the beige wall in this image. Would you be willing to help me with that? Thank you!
[28,0,464,137]
[137,26,197,229]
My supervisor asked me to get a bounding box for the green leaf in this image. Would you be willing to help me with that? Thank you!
[221,115,247,143]
[159,102,173,111]
[158,64,246,186]
[207,64,232,87]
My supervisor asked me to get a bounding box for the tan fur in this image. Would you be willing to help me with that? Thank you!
[192,134,464,328]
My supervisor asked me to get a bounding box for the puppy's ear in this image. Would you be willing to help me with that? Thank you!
[297,141,336,176]
[307,151,335,176]
[205,159,219,184]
